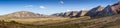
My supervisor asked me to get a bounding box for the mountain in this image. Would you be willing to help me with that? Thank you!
[2,2,120,18]
[51,12,64,17]
[99,2,120,16]
[97,2,120,17]
[85,6,104,17]
[75,10,88,17]
[100,5,115,16]
[52,11,79,17]
[3,11,43,18]
[52,10,88,17]
[111,2,120,14]
[85,2,120,18]
[67,11,79,17]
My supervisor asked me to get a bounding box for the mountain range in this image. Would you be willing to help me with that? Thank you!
[52,2,120,18]
[1,2,120,18]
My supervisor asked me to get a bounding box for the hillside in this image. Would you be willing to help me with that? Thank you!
[3,11,43,18]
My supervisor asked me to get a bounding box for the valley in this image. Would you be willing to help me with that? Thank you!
[0,0,120,28]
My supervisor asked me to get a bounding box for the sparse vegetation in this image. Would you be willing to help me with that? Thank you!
[0,16,91,28]
[0,14,119,28]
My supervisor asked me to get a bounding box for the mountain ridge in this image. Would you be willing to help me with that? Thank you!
[52,2,120,18]
[3,11,43,18]
[1,2,120,18]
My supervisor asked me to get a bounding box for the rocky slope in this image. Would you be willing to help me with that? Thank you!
[111,2,120,14]
[52,11,79,17]
[85,6,104,17]
[52,2,120,18]
[84,2,120,18]
[52,10,88,17]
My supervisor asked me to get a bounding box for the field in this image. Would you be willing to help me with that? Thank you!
[0,14,120,28]
[0,16,90,25]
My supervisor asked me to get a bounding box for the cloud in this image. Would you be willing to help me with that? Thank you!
[60,1,64,4]
[40,5,46,9]
[67,9,70,11]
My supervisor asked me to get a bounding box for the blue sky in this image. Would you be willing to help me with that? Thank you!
[0,0,119,15]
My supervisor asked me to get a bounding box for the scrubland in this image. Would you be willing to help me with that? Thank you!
[0,14,120,28]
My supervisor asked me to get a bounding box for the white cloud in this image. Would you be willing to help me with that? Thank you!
[40,5,46,9]
[67,9,71,11]
[60,1,64,4]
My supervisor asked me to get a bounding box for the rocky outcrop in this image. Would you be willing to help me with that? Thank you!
[100,5,116,16]
[111,2,120,14]
[85,6,104,17]
[85,2,120,18]
[52,2,120,18]
[52,10,88,17]
[52,11,79,17]
[75,10,88,17]
[75,11,82,17]
[68,11,79,17]
[97,2,120,17]
[52,13,64,16]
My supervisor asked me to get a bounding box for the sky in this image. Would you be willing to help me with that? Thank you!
[0,0,119,15]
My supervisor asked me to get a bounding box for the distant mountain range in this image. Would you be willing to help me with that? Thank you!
[2,11,44,18]
[1,2,120,18]
[52,10,88,17]
[52,2,120,18]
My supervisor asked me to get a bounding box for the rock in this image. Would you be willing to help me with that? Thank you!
[51,11,80,17]
[111,2,120,14]
[100,5,115,16]
[52,2,120,18]
[85,6,104,17]
[75,10,88,17]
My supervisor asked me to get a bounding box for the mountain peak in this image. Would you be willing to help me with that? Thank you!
[111,2,120,13]
[15,11,33,13]
[97,6,104,11]
[98,5,102,7]
[89,6,103,12]
[112,2,120,6]
[17,11,30,12]
[106,5,111,7]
